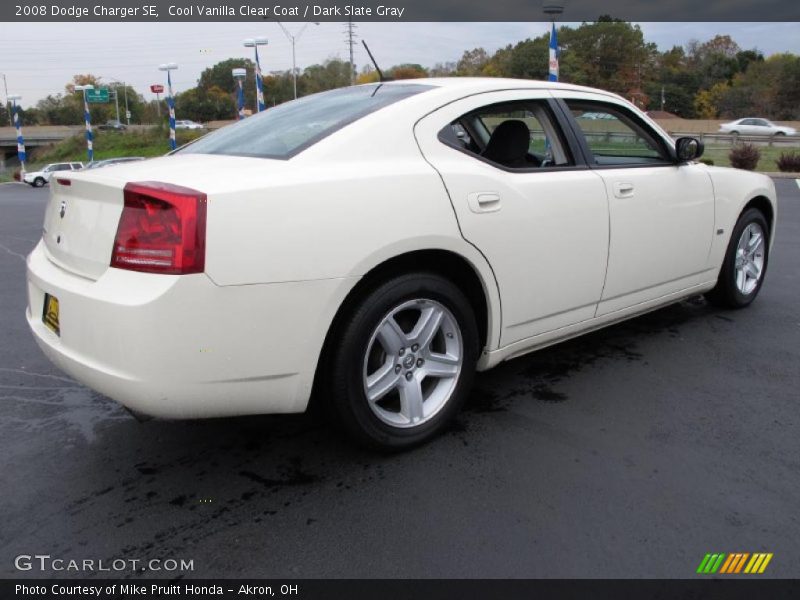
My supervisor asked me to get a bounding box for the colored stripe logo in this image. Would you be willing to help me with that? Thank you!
[697,552,773,574]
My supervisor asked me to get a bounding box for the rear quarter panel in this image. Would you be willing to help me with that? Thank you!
[201,107,504,352]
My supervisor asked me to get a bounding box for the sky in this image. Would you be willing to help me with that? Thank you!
[1,21,799,107]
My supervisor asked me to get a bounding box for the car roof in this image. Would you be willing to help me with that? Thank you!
[380,77,620,96]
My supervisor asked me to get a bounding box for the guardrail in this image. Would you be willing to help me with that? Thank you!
[666,132,800,147]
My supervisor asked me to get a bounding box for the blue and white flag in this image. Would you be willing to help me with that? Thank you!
[167,71,176,150]
[548,22,559,82]
[83,94,94,162]
[12,101,26,171]
[254,46,266,112]
[237,79,246,120]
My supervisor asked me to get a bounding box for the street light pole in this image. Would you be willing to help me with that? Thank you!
[274,21,319,99]
[158,63,178,150]
[74,84,94,162]
[8,94,26,173]
[243,37,268,112]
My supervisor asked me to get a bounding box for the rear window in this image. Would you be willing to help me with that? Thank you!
[180,83,432,160]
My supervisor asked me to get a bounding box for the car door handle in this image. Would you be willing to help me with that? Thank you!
[468,192,502,213]
[613,182,635,198]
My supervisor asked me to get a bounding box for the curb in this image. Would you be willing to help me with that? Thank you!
[761,172,800,179]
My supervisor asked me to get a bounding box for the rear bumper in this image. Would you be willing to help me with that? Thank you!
[26,240,355,418]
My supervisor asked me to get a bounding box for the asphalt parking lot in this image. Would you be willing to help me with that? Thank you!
[1,179,799,579]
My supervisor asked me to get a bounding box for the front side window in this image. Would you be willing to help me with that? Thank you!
[567,101,670,166]
[439,100,572,170]
[181,83,432,160]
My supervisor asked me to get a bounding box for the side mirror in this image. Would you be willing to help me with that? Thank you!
[675,137,704,162]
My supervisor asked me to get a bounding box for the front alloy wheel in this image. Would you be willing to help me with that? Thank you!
[706,207,769,308]
[324,272,478,450]
[733,222,766,296]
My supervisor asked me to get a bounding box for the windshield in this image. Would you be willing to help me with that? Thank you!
[179,83,432,160]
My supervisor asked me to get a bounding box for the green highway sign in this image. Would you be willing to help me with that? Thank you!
[85,88,109,103]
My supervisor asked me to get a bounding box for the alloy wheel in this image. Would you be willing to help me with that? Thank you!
[734,222,766,295]
[362,298,463,428]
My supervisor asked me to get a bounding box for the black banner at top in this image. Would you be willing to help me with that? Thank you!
[2,0,800,22]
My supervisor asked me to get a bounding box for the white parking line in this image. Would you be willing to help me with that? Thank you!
[795,179,800,190]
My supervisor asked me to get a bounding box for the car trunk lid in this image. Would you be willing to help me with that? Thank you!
[42,177,125,280]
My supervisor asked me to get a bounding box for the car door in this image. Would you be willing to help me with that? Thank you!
[557,94,716,316]
[742,119,761,135]
[752,119,771,135]
[414,90,610,346]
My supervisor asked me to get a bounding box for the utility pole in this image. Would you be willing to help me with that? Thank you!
[345,19,357,85]
[1,73,12,126]
[112,86,121,123]
[122,83,130,125]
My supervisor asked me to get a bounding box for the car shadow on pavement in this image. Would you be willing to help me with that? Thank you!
[4,296,728,576]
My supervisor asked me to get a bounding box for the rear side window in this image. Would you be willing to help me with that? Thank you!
[181,83,432,160]
[439,100,573,170]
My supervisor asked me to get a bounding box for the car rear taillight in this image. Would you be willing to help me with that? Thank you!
[111,181,207,275]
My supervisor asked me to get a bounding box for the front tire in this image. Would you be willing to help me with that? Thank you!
[324,272,479,450]
[33,177,45,188]
[706,208,769,308]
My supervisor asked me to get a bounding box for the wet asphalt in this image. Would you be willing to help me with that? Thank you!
[1,179,799,579]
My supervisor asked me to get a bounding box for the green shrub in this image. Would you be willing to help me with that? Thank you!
[699,158,715,166]
[776,151,800,173]
[729,144,760,170]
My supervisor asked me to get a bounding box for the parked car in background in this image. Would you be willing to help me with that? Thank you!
[26,79,777,449]
[175,119,205,130]
[81,157,146,170]
[22,162,84,187]
[98,120,127,131]
[719,118,796,136]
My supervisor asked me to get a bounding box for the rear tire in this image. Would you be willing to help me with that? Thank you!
[323,272,479,451]
[706,208,769,308]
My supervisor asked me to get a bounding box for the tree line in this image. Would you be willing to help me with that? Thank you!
[4,18,798,127]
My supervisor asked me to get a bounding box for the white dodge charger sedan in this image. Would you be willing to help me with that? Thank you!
[26,78,776,449]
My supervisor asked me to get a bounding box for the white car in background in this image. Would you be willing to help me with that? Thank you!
[26,79,776,449]
[22,162,84,187]
[175,119,205,130]
[719,118,796,136]
[81,157,146,170]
